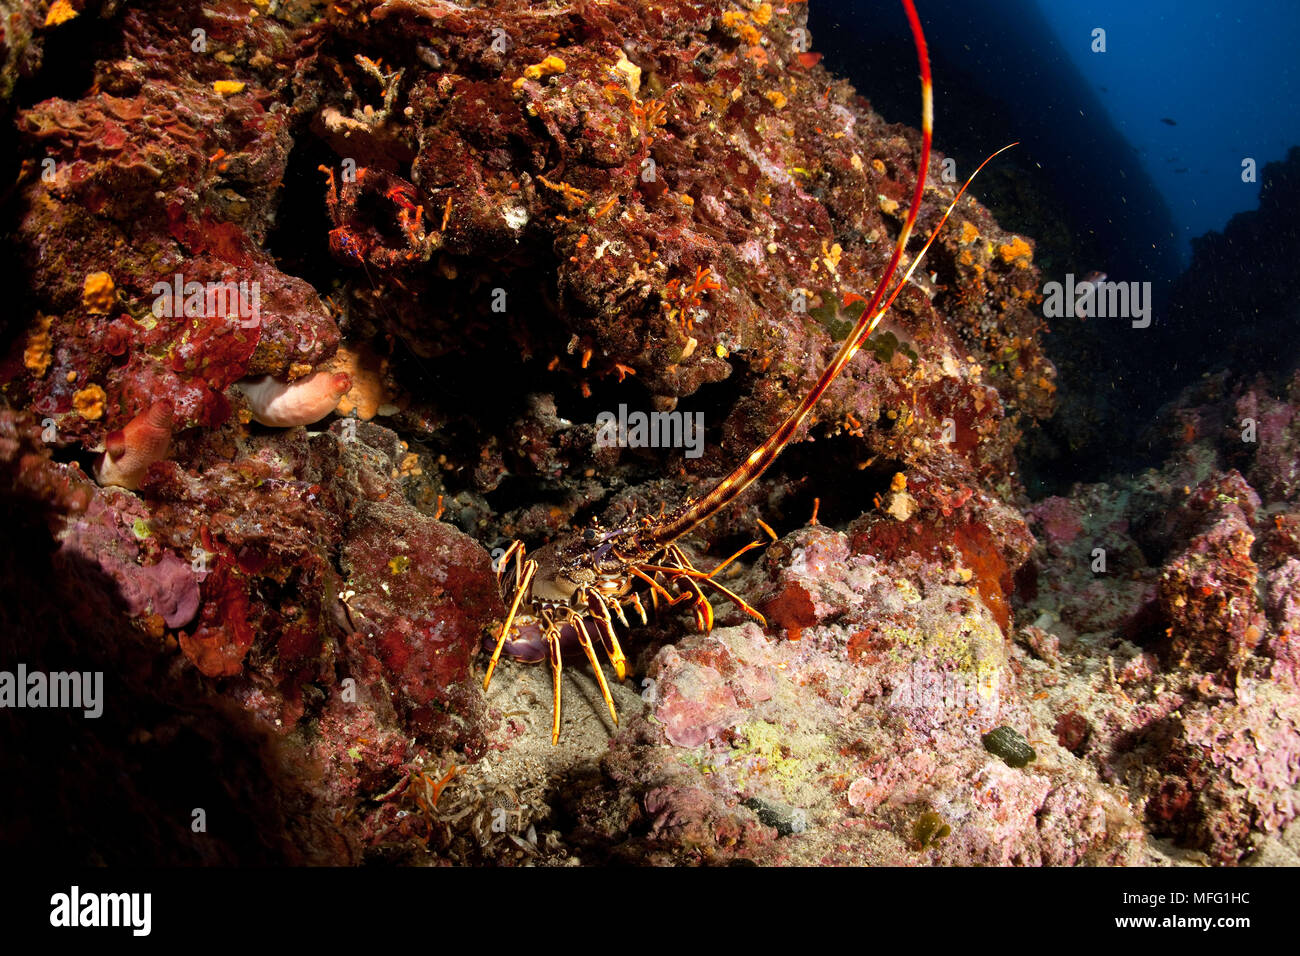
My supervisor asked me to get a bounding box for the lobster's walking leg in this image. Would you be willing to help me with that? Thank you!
[676,570,714,632]
[543,610,564,744]
[697,574,766,625]
[656,545,768,625]
[606,594,630,628]
[483,547,536,691]
[567,606,619,725]
[586,591,630,680]
[629,564,676,602]
[707,539,766,577]
[501,539,525,579]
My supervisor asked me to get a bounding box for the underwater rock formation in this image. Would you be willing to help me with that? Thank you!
[1019,370,1300,863]
[1160,146,1300,400]
[1,0,1295,868]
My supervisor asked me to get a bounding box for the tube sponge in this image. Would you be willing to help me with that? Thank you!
[94,399,174,490]
[238,370,351,427]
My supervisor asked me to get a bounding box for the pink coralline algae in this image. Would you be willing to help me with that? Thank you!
[1026,495,1084,546]
[1156,488,1265,672]
[111,551,201,630]
[1015,371,1300,863]
[651,648,744,748]
[57,494,199,629]
[1265,559,1300,688]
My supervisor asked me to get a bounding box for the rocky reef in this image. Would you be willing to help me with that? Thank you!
[1,0,1295,866]
[1018,370,1300,864]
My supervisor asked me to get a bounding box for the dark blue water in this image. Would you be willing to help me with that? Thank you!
[811,0,1300,270]
[1038,0,1300,264]
[810,0,1300,484]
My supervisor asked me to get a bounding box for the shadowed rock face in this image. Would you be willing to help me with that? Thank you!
[1,1,1296,867]
[1162,147,1300,391]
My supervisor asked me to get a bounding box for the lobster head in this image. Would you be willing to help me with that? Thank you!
[525,523,640,605]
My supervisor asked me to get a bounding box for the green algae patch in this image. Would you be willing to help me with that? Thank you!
[982,726,1037,768]
[912,810,951,848]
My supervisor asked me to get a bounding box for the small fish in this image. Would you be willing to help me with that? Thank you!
[1161,117,1177,126]
[1174,168,1188,174]
[1075,271,1106,320]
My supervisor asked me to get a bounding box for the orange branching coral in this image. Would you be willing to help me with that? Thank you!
[638,97,668,136]
[663,266,723,332]
[536,174,589,208]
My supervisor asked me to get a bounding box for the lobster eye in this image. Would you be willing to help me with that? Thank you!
[583,528,597,541]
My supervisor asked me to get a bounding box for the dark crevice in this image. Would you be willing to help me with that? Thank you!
[766,433,901,532]
[9,10,113,109]
[264,132,338,289]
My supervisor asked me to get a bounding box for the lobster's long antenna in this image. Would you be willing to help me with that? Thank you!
[648,0,938,546]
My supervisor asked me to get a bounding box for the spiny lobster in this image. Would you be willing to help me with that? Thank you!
[483,0,1015,743]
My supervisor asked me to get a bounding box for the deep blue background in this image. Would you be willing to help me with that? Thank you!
[808,0,1300,482]
[809,0,1300,274]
